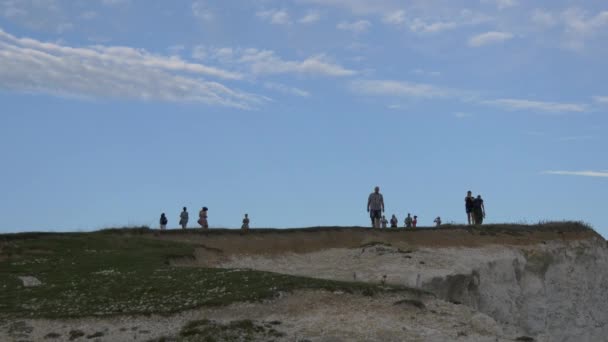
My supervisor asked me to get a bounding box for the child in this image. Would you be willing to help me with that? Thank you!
[434,216,442,227]
[412,215,418,228]
[159,213,168,230]
[390,214,398,228]
[198,207,209,229]
[381,215,388,229]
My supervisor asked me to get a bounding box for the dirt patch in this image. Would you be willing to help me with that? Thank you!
[154,223,599,258]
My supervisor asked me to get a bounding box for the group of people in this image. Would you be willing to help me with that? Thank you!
[367,186,435,229]
[465,191,486,225]
[159,207,250,230]
[158,187,486,230]
[367,186,486,229]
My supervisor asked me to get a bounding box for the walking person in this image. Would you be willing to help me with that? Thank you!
[390,214,398,228]
[381,215,388,229]
[159,213,168,230]
[367,186,385,228]
[198,207,209,229]
[465,190,475,225]
[179,207,189,229]
[404,213,413,228]
[473,195,485,225]
[241,213,250,231]
[412,215,418,228]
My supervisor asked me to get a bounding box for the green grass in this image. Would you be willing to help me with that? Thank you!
[0,231,424,319]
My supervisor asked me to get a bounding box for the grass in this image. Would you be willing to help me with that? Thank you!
[0,231,424,319]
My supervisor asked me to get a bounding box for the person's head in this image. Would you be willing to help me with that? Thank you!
[245,213,248,218]
[203,207,208,211]
[414,215,417,219]
[407,213,411,217]
[467,190,472,196]
[477,195,482,199]
[374,186,380,193]
[183,207,187,211]
[382,215,386,219]
[161,213,165,216]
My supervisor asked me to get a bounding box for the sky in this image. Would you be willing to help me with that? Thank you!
[0,0,607,235]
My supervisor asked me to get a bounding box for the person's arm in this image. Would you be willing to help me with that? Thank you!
[381,195,385,212]
[367,194,371,212]
[482,202,486,217]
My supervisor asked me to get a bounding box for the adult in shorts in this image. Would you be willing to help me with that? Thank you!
[367,186,385,228]
[465,191,474,225]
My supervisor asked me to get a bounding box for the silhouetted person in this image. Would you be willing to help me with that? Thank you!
[434,216,442,227]
[160,213,168,230]
[367,186,385,228]
[390,214,398,228]
[198,207,209,229]
[179,207,189,229]
[241,213,250,231]
[404,213,413,228]
[413,215,418,228]
[473,195,485,225]
[465,190,474,225]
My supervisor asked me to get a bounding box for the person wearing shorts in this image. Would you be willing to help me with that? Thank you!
[465,191,474,225]
[367,186,384,228]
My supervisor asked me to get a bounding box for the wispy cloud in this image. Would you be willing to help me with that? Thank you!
[299,11,321,24]
[192,1,213,22]
[0,28,265,109]
[593,96,608,104]
[256,9,290,25]
[468,31,514,47]
[382,10,405,25]
[481,0,518,10]
[337,20,371,33]
[543,170,608,178]
[482,99,586,113]
[264,82,310,97]
[350,80,450,99]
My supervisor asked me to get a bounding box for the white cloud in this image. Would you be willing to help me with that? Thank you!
[299,11,321,24]
[481,0,518,10]
[562,8,608,35]
[256,9,290,25]
[593,96,608,104]
[468,31,514,47]
[337,20,371,33]
[350,80,449,99]
[531,9,556,28]
[0,28,264,109]
[483,99,586,113]
[297,0,396,15]
[383,10,405,25]
[0,0,72,33]
[543,171,608,178]
[409,19,459,33]
[264,82,310,97]
[239,49,356,77]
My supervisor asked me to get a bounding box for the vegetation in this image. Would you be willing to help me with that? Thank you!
[0,230,421,319]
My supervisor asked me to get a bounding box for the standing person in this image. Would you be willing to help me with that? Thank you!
[465,191,475,225]
[473,195,485,225]
[241,213,250,231]
[434,216,442,227]
[367,186,385,228]
[159,213,168,230]
[381,215,388,229]
[412,215,418,228]
[179,207,189,229]
[404,213,413,228]
[390,214,398,228]
[198,207,209,229]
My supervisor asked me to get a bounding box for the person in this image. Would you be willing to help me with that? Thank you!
[179,207,189,229]
[404,213,413,228]
[241,213,250,231]
[412,215,418,228]
[159,213,168,230]
[198,207,209,229]
[390,214,398,228]
[367,186,385,228]
[381,215,388,229]
[434,216,442,227]
[473,195,485,225]
[465,190,475,225]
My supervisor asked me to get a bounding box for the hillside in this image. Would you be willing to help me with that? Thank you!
[0,222,605,341]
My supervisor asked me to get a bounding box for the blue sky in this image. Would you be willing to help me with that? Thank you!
[0,0,607,235]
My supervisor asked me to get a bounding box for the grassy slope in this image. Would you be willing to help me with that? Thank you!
[0,230,424,319]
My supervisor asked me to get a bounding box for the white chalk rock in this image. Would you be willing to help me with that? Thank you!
[19,276,42,287]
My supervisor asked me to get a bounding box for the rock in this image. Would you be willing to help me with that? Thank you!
[470,313,502,336]
[18,276,42,287]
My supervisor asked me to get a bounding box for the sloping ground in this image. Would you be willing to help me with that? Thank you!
[0,222,604,342]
